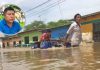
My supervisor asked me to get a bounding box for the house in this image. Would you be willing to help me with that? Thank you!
[81,11,100,42]
[2,29,42,48]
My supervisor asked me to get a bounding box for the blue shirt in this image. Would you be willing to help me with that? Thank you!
[0,19,21,35]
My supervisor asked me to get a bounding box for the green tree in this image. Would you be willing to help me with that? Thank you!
[25,21,46,31]
[46,21,57,28]
[24,19,72,31]
[47,20,72,28]
[57,20,72,26]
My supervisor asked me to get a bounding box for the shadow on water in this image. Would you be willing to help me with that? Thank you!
[0,42,100,70]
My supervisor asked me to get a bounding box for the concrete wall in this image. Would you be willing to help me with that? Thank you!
[18,31,42,44]
[82,32,93,43]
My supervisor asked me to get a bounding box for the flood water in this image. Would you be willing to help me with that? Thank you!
[0,43,100,70]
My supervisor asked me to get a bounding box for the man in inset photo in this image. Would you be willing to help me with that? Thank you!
[0,7,21,35]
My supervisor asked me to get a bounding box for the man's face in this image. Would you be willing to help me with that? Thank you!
[76,15,81,23]
[4,10,15,23]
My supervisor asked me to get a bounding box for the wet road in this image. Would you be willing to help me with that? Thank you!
[0,43,100,70]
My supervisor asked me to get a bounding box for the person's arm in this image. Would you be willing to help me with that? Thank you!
[65,33,69,41]
[65,23,74,42]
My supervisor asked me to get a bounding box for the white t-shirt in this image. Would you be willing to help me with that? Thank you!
[67,22,82,45]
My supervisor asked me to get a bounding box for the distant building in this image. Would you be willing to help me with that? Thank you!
[2,35,21,48]
[2,29,42,48]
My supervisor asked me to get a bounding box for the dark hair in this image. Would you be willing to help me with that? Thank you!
[47,29,51,32]
[42,29,51,33]
[3,7,15,14]
[74,13,81,21]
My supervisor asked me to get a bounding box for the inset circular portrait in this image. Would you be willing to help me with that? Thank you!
[0,4,25,36]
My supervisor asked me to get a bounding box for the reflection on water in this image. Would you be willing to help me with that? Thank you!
[0,43,100,70]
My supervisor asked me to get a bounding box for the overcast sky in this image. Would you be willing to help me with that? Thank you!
[0,0,100,25]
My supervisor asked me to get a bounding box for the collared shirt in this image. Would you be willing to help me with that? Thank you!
[0,19,21,35]
[67,22,82,45]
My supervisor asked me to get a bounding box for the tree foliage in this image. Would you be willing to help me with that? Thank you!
[24,19,72,31]
[25,21,46,31]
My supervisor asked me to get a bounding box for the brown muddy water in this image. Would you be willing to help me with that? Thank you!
[0,43,100,70]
